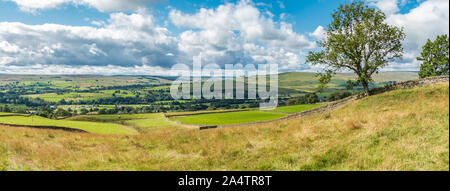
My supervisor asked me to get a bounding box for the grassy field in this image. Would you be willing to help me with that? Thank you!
[123,114,182,133]
[170,104,324,125]
[0,116,136,134]
[22,90,136,102]
[277,72,418,96]
[0,112,26,116]
[0,75,164,88]
[173,110,288,125]
[2,72,418,104]
[165,108,254,117]
[68,113,163,122]
[272,104,324,113]
[0,83,447,170]
[68,113,182,133]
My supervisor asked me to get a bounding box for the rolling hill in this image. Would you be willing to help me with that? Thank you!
[278,71,419,97]
[0,81,447,170]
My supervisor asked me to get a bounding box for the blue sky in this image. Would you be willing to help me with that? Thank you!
[0,0,345,33]
[0,0,448,74]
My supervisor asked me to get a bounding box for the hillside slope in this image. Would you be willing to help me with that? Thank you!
[278,72,418,95]
[0,83,448,170]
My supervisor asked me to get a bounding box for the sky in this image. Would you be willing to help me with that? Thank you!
[0,0,448,75]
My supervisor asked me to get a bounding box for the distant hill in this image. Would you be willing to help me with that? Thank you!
[0,72,418,98]
[0,81,446,170]
[278,71,418,97]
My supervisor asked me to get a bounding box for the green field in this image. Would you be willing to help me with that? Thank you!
[0,116,135,134]
[165,108,254,117]
[272,104,324,113]
[123,114,181,133]
[277,72,418,97]
[1,112,16,116]
[0,112,27,116]
[174,110,288,125]
[1,83,447,170]
[68,113,181,133]
[22,90,136,102]
[68,113,163,122]
[0,75,164,88]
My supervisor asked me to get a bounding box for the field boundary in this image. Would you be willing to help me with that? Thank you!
[0,114,26,117]
[216,76,449,128]
[165,108,256,118]
[0,122,88,133]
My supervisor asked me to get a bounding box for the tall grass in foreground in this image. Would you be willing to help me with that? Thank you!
[0,83,448,170]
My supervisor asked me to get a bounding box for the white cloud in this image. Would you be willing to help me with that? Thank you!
[309,25,326,41]
[10,0,446,74]
[324,0,449,71]
[169,0,314,71]
[0,1,313,74]
[9,0,162,13]
[0,41,22,53]
[78,0,163,12]
[0,63,170,75]
[170,1,315,51]
[10,0,69,13]
[0,11,178,74]
[383,0,449,70]
[277,0,285,9]
[368,0,400,16]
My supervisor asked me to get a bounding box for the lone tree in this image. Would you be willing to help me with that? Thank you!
[306,1,405,96]
[418,34,449,78]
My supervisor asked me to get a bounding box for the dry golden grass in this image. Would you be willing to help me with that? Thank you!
[0,83,448,171]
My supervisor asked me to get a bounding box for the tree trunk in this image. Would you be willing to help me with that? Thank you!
[362,81,370,97]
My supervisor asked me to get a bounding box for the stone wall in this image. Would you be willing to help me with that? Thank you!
[367,76,449,97]
[216,76,449,129]
[0,123,88,133]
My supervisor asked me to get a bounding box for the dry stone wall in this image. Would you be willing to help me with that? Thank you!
[217,76,449,129]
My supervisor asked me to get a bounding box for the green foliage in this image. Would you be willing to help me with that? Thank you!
[315,70,333,92]
[0,84,448,170]
[35,106,54,119]
[345,80,360,91]
[418,34,449,78]
[54,108,72,118]
[305,93,319,104]
[79,108,89,115]
[0,105,11,112]
[327,91,352,102]
[306,1,405,96]
[286,93,320,105]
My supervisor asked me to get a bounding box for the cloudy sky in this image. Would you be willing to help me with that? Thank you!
[0,0,448,75]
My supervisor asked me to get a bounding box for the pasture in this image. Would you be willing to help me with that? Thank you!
[0,75,164,88]
[173,110,288,125]
[0,116,136,134]
[68,113,163,122]
[22,90,136,102]
[0,112,26,116]
[165,108,253,117]
[0,83,446,170]
[272,104,324,113]
[123,114,181,133]
[68,113,182,133]
[277,72,418,97]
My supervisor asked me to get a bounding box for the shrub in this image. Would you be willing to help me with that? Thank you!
[327,91,352,102]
